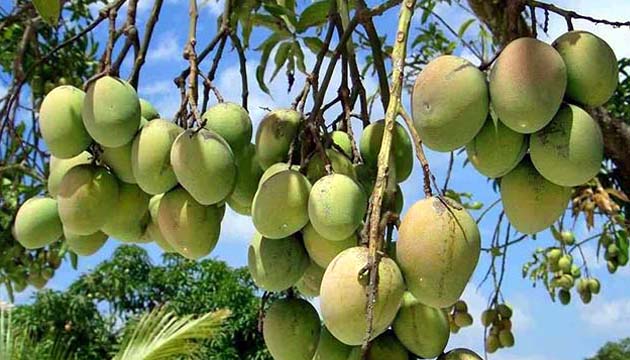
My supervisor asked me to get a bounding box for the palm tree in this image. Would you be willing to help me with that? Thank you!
[0,300,231,360]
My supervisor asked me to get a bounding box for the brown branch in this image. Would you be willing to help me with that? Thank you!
[229,32,249,110]
[398,107,434,197]
[526,0,630,28]
[129,0,164,88]
[112,0,139,74]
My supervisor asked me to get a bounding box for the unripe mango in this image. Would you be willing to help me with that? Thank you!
[258,162,293,186]
[131,119,183,195]
[397,197,480,308]
[302,223,356,268]
[13,197,63,249]
[331,130,353,157]
[255,109,301,169]
[359,120,413,182]
[308,174,366,241]
[247,232,309,291]
[144,194,174,252]
[171,129,237,205]
[39,86,91,158]
[48,151,92,197]
[500,158,571,234]
[83,76,141,147]
[227,143,263,213]
[202,102,252,154]
[466,117,527,178]
[252,170,311,239]
[320,246,405,345]
[438,348,483,360]
[553,31,618,107]
[296,261,325,297]
[306,149,356,183]
[102,141,136,184]
[530,104,603,187]
[393,292,450,358]
[347,331,409,360]
[101,182,150,243]
[65,230,107,256]
[490,37,567,133]
[313,326,352,360]
[412,55,489,151]
[157,187,222,259]
[57,165,119,235]
[139,98,160,120]
[263,298,321,360]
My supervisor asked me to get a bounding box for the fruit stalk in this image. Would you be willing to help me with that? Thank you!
[363,0,416,353]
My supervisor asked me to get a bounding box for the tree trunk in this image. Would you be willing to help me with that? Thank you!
[468,0,630,194]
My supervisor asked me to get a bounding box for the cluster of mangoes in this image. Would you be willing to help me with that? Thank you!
[250,91,482,359]
[601,232,628,274]
[412,31,618,235]
[545,246,601,305]
[14,75,256,263]
[481,304,514,353]
[447,300,474,334]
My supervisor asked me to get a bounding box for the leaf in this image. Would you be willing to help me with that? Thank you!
[255,33,289,94]
[270,42,291,81]
[607,188,630,203]
[113,307,231,360]
[263,3,297,31]
[303,36,325,54]
[457,18,475,38]
[33,0,61,26]
[70,251,78,270]
[292,41,307,73]
[297,0,331,33]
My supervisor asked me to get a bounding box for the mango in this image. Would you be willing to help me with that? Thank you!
[359,120,413,182]
[48,151,92,197]
[101,182,150,243]
[255,109,301,169]
[202,102,252,154]
[65,230,107,256]
[13,197,63,249]
[303,223,356,268]
[263,298,321,360]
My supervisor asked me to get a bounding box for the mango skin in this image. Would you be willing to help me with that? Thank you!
[202,102,252,154]
[227,143,263,213]
[466,117,527,178]
[139,98,160,120]
[490,37,567,134]
[258,162,293,187]
[530,104,603,187]
[247,232,309,291]
[393,292,450,358]
[157,187,222,259]
[144,194,174,252]
[412,55,489,151]
[553,31,618,107]
[65,230,107,256]
[500,158,572,234]
[296,261,325,297]
[308,174,367,241]
[303,223,356,268]
[331,131,353,157]
[131,119,183,195]
[320,246,405,346]
[252,170,311,239]
[48,151,92,197]
[347,331,409,360]
[397,197,480,308]
[101,182,150,243]
[359,120,413,183]
[102,142,136,184]
[13,197,63,249]
[306,149,357,183]
[57,165,119,235]
[171,129,237,205]
[438,348,483,360]
[263,298,321,360]
[255,109,301,169]
[82,76,141,147]
[313,326,352,360]
[39,86,92,158]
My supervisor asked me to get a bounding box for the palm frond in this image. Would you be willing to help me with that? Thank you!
[113,307,231,360]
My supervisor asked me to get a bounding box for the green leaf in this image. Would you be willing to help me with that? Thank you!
[303,36,325,54]
[297,0,331,33]
[292,41,307,73]
[457,18,475,38]
[271,42,291,81]
[33,0,61,26]
[70,252,78,270]
[256,33,289,94]
[263,3,297,31]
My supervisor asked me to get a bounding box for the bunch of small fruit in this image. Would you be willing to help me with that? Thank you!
[481,304,515,353]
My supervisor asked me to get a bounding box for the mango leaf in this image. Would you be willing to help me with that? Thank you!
[70,251,78,270]
[33,0,60,26]
[271,41,291,81]
[458,18,475,38]
[292,41,307,73]
[297,0,331,33]
[303,36,325,54]
[256,33,290,94]
[263,3,297,31]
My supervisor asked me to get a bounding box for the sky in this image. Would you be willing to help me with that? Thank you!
[3,0,630,359]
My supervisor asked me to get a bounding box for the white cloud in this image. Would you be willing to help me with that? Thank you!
[202,0,225,16]
[147,32,181,62]
[580,297,630,331]
[220,207,256,244]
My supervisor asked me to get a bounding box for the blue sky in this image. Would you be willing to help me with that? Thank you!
[4,0,630,359]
